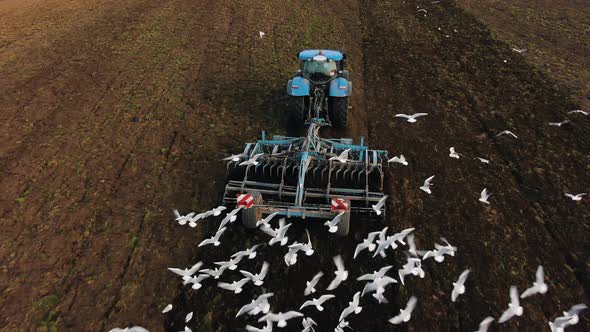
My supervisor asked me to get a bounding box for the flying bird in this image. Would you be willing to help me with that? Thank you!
[395,113,428,123]
[565,193,586,201]
[260,218,292,246]
[215,255,243,271]
[372,195,388,215]
[240,261,270,286]
[256,211,280,228]
[498,286,524,323]
[240,153,264,166]
[327,255,349,290]
[108,327,148,332]
[174,211,195,225]
[474,316,494,332]
[218,277,251,294]
[512,47,527,53]
[259,31,266,38]
[389,296,418,324]
[521,265,548,298]
[373,227,392,258]
[258,311,304,328]
[185,312,193,323]
[475,157,490,164]
[284,247,300,267]
[288,229,314,256]
[449,147,461,159]
[329,149,351,163]
[301,317,317,332]
[387,155,408,165]
[199,266,227,280]
[354,231,380,259]
[162,304,173,313]
[358,265,393,282]
[236,292,274,317]
[182,273,210,289]
[479,188,492,204]
[420,175,435,194]
[232,243,265,260]
[305,271,324,296]
[389,227,415,250]
[198,227,226,247]
[218,207,242,228]
[451,269,470,302]
[559,303,588,327]
[548,120,571,127]
[568,109,588,115]
[300,294,336,312]
[324,211,345,233]
[168,261,203,277]
[496,130,518,139]
[338,291,363,322]
[361,276,398,297]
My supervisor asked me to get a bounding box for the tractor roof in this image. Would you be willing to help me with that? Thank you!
[298,49,343,61]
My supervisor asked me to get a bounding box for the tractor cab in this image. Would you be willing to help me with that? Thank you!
[287,50,352,128]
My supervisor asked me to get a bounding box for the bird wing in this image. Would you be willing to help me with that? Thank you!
[259,261,270,278]
[311,271,324,284]
[334,255,345,273]
[232,250,247,259]
[318,294,336,304]
[300,300,313,310]
[240,270,255,279]
[424,175,435,185]
[198,238,213,247]
[509,286,519,306]
[339,306,353,322]
[168,267,188,276]
[567,303,588,316]
[457,269,470,285]
[367,231,380,243]
[281,311,303,320]
[406,296,418,312]
[217,282,235,290]
[535,266,544,284]
[478,317,494,330]
[395,114,410,118]
[245,324,264,332]
[498,308,513,323]
[236,302,257,317]
[414,113,428,117]
[388,313,403,325]
[259,226,277,236]
[237,277,251,287]
[214,227,226,239]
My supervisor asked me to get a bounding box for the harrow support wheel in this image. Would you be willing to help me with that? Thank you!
[242,191,263,229]
[329,96,348,129]
[336,200,351,237]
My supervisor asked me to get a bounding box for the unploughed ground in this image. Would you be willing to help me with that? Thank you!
[0,0,588,331]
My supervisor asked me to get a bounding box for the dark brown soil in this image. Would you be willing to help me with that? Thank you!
[0,0,588,331]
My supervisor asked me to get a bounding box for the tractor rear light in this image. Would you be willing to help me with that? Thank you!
[292,85,299,89]
[339,86,347,90]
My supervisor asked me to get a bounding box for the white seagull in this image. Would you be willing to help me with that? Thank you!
[420,175,435,194]
[260,218,292,246]
[305,271,324,296]
[199,266,227,280]
[451,269,470,302]
[498,286,524,323]
[373,227,392,258]
[259,31,266,38]
[173,211,195,225]
[162,304,173,313]
[258,311,304,328]
[449,147,461,159]
[168,261,203,277]
[218,277,251,294]
[182,273,210,289]
[558,303,588,327]
[300,294,336,312]
[548,120,571,127]
[324,211,345,233]
[327,255,349,291]
[361,276,398,297]
[395,113,428,123]
[565,193,586,201]
[338,291,363,322]
[388,227,416,250]
[236,292,274,317]
[256,211,280,228]
[358,265,393,282]
[389,296,418,324]
[475,316,494,332]
[372,195,388,215]
[512,47,527,53]
[240,261,270,286]
[109,327,148,332]
[222,153,245,162]
[387,155,408,165]
[475,157,490,164]
[521,265,548,298]
[284,247,300,267]
[354,231,380,259]
[479,188,492,204]
[214,255,243,271]
[185,312,193,323]
[218,207,242,228]
[496,130,518,139]
[198,226,226,247]
[240,153,264,166]
[288,229,314,256]
[232,243,265,260]
[329,149,351,163]
[568,109,588,115]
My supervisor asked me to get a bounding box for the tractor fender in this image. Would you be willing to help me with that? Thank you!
[329,77,351,97]
[287,76,310,96]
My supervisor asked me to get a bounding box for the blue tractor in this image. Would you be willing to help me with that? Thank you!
[286,50,351,128]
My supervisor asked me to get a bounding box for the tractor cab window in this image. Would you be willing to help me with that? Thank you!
[302,59,338,83]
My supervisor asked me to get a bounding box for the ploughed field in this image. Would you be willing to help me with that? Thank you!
[0,0,587,331]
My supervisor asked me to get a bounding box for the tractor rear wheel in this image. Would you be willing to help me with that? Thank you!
[335,202,351,237]
[242,191,263,229]
[330,96,348,129]
[289,96,306,124]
